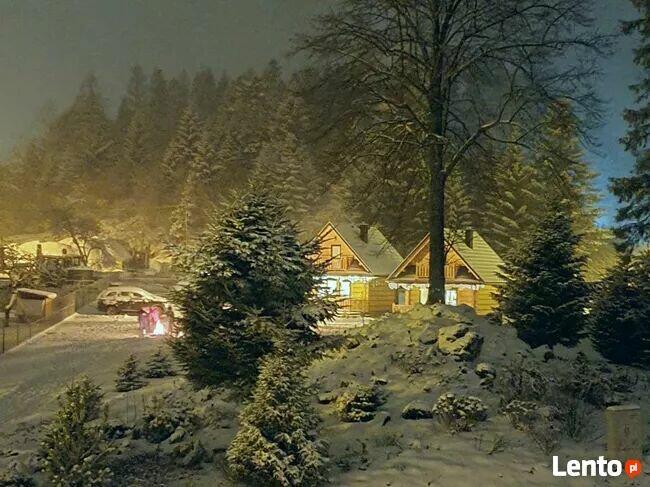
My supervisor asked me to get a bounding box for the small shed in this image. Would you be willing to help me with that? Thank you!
[15,288,58,322]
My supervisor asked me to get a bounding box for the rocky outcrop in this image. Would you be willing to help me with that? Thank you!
[401,400,433,420]
[437,324,483,361]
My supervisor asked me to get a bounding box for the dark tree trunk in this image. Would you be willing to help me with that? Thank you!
[427,64,447,304]
[427,144,446,304]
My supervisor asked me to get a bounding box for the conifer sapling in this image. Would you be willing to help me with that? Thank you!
[144,347,176,378]
[115,354,147,392]
[227,347,328,486]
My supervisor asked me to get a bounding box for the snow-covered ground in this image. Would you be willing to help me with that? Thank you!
[0,313,162,433]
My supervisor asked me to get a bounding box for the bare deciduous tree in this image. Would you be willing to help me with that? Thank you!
[297,0,610,302]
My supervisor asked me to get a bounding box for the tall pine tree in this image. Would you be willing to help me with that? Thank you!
[612,1,650,253]
[483,143,543,257]
[121,109,152,197]
[497,199,589,348]
[148,67,174,159]
[444,171,473,250]
[115,65,148,139]
[48,73,116,196]
[191,67,220,121]
[533,100,600,237]
[252,130,315,222]
[161,107,204,191]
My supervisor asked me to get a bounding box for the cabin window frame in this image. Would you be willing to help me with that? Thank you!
[331,245,341,258]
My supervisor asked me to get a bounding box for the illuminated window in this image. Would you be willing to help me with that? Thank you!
[445,289,458,306]
[340,280,351,297]
[326,279,338,294]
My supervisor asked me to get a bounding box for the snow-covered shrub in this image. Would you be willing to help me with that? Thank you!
[528,418,560,454]
[171,191,336,389]
[59,375,103,422]
[227,351,328,486]
[504,400,539,431]
[141,395,196,443]
[496,358,548,404]
[555,354,613,407]
[432,393,487,432]
[0,469,35,487]
[557,397,591,441]
[40,378,113,486]
[335,384,383,422]
[144,348,176,378]
[115,354,147,392]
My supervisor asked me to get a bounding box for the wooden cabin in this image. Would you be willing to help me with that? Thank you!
[314,222,403,315]
[387,230,505,315]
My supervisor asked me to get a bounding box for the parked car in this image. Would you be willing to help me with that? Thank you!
[97,286,168,315]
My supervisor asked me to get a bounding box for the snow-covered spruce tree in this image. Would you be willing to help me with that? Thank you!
[168,177,198,244]
[612,0,650,253]
[227,349,328,486]
[161,106,203,197]
[497,200,588,348]
[115,354,147,392]
[533,100,600,238]
[171,190,336,389]
[444,171,473,244]
[144,348,176,378]
[40,377,113,486]
[483,142,544,257]
[591,251,650,368]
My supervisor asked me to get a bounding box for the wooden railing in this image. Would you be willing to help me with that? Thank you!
[327,256,354,271]
[415,262,458,279]
[392,303,414,313]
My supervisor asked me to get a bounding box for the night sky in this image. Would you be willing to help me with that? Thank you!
[0,0,641,226]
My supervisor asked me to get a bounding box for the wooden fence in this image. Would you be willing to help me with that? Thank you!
[0,274,119,354]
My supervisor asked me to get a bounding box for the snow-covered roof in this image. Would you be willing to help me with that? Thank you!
[389,230,505,284]
[18,240,80,257]
[16,288,57,299]
[317,221,404,276]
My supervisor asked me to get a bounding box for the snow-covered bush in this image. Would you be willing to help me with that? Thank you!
[141,395,196,443]
[555,353,611,407]
[227,351,328,486]
[0,469,35,487]
[144,348,176,378]
[528,417,560,454]
[171,191,336,389]
[59,375,103,422]
[432,393,487,432]
[495,358,548,404]
[504,400,539,431]
[335,384,383,422]
[40,378,113,486]
[115,354,147,392]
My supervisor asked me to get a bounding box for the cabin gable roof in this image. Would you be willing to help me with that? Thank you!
[388,230,505,284]
[316,221,403,276]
